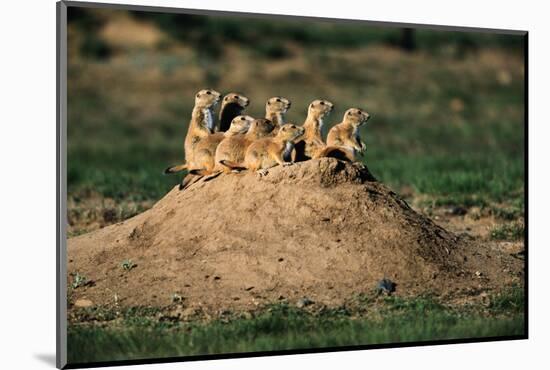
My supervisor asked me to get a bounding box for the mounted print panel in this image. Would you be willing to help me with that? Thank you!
[57,1,527,368]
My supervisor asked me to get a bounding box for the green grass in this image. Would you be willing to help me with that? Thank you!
[490,223,525,241]
[67,293,524,364]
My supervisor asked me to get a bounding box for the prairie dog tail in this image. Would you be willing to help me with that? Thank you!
[219,160,247,171]
[316,146,355,162]
[179,173,202,190]
[164,163,187,174]
[189,168,212,176]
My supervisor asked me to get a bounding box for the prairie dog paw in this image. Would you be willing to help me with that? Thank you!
[257,169,269,177]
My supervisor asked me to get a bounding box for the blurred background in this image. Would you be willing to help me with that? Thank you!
[67,6,525,236]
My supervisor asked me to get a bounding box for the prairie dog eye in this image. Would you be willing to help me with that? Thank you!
[234,95,239,99]
[241,117,246,121]
[196,93,200,98]
[320,101,325,105]
[276,98,281,102]
[225,97,229,101]
[357,110,362,115]
[206,91,212,95]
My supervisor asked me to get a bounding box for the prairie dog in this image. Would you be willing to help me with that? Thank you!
[318,108,370,162]
[221,123,305,176]
[214,118,276,173]
[294,99,334,162]
[218,92,250,132]
[164,88,221,174]
[191,115,255,175]
[265,96,291,132]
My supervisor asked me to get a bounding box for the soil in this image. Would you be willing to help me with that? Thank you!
[67,158,523,314]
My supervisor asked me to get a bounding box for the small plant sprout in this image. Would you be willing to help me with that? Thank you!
[72,273,88,289]
[121,259,136,271]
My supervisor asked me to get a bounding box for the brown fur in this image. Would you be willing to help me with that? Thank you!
[191,115,254,176]
[214,118,276,173]
[265,96,291,134]
[221,123,305,176]
[164,89,220,175]
[294,99,334,162]
[318,108,370,162]
[218,92,250,132]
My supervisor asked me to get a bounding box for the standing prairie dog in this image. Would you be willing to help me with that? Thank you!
[164,88,221,174]
[214,118,276,173]
[294,99,334,162]
[265,96,291,132]
[218,92,250,132]
[317,108,370,162]
[221,123,305,176]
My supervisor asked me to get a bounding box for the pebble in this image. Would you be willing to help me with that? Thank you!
[376,278,397,295]
[296,297,314,308]
[74,299,93,308]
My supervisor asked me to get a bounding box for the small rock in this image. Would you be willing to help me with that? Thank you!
[102,208,117,223]
[296,297,314,308]
[74,299,93,308]
[376,278,397,295]
[447,206,467,216]
[171,294,183,303]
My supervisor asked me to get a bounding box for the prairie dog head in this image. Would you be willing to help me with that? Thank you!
[277,123,305,142]
[266,96,291,115]
[343,108,370,128]
[248,118,276,139]
[226,115,255,136]
[222,92,250,109]
[194,89,221,109]
[308,99,334,119]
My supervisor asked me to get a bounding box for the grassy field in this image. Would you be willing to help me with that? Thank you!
[67,287,524,364]
[66,7,526,365]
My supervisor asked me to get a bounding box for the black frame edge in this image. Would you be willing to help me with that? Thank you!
[57,1,68,369]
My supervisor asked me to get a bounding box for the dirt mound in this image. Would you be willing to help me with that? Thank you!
[68,158,521,313]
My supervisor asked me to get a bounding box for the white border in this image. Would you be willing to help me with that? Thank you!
[2,0,547,369]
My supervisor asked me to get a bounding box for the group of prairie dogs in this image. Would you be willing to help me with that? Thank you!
[165,89,371,190]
